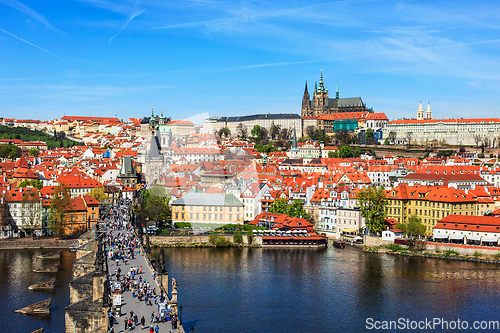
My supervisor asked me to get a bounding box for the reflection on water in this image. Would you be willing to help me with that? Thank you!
[0,249,75,333]
[153,246,500,332]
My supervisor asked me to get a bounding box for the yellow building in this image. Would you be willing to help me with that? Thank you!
[386,184,476,235]
[171,192,244,224]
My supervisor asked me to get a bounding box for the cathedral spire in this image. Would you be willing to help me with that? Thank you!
[292,127,297,149]
[317,69,326,93]
[304,81,308,94]
[336,80,339,99]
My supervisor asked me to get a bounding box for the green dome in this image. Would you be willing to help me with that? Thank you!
[158,125,172,133]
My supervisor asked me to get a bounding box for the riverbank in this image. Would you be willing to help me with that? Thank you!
[0,237,77,250]
[364,244,500,264]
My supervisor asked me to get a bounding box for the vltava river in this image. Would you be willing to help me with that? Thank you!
[3,246,500,332]
[154,246,500,332]
[0,249,75,333]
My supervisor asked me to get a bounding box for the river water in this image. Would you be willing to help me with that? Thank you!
[153,246,500,333]
[0,249,75,333]
[2,246,500,332]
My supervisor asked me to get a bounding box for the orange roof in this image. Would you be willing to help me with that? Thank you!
[390,118,500,125]
[318,112,369,121]
[435,215,500,233]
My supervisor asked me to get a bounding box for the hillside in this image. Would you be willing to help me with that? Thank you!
[0,125,83,150]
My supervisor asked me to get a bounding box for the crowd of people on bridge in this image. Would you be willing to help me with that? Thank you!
[103,199,180,332]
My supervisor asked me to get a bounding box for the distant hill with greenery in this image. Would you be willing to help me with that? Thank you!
[0,125,83,150]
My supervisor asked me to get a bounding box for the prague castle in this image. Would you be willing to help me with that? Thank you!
[301,71,368,117]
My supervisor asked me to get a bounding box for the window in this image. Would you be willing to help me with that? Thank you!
[229,214,232,220]
[209,207,211,212]
[229,207,232,212]
[203,214,206,220]
[181,213,184,219]
[175,213,179,219]
[196,213,199,219]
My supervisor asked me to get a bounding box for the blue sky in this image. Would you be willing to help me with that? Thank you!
[1,0,500,123]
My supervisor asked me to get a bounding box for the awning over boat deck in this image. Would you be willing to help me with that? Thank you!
[481,237,499,243]
[433,233,449,239]
[465,235,481,241]
[449,234,464,240]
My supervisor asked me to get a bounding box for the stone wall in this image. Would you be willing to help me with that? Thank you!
[151,235,236,245]
[73,251,96,279]
[364,235,393,247]
[69,272,93,303]
[65,297,107,333]
[425,242,500,256]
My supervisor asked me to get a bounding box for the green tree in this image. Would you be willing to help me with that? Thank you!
[365,128,374,144]
[339,145,352,158]
[18,179,43,190]
[251,125,261,140]
[287,199,309,219]
[48,184,71,236]
[353,146,361,158]
[323,134,330,145]
[233,230,243,244]
[268,198,289,214]
[356,187,388,234]
[269,199,310,220]
[29,148,40,157]
[89,187,107,203]
[247,230,254,245]
[384,139,390,145]
[328,151,335,158]
[406,215,426,239]
[394,223,407,234]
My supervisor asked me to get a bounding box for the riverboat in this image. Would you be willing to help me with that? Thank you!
[256,230,328,248]
[332,240,345,248]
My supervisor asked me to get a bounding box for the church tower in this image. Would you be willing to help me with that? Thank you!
[313,70,328,116]
[425,102,432,120]
[301,81,312,117]
[416,102,424,120]
[149,109,157,135]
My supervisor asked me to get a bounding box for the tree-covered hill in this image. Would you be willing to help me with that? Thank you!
[0,125,82,150]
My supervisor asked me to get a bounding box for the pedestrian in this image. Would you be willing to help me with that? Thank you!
[155,325,159,332]
[149,326,154,333]
[124,318,128,331]
[140,266,143,274]
[141,316,145,329]
[151,312,154,323]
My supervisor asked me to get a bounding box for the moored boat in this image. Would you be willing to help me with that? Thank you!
[257,229,328,248]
